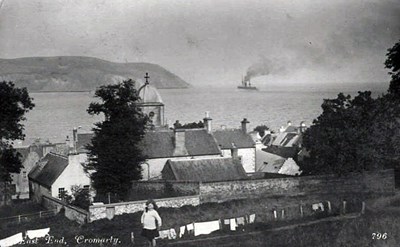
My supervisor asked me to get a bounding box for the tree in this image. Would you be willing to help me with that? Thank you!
[300,92,378,175]
[84,79,148,200]
[0,81,34,204]
[300,40,400,175]
[70,185,91,210]
[173,120,204,129]
[385,39,400,96]
[253,125,271,137]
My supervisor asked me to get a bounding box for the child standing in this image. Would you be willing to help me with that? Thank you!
[141,199,162,247]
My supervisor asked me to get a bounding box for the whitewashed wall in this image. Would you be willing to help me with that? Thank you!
[221,148,256,173]
[51,153,91,198]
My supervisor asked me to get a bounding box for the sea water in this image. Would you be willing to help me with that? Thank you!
[20,83,387,146]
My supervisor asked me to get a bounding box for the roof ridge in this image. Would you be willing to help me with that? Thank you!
[48,151,68,159]
[214,128,241,132]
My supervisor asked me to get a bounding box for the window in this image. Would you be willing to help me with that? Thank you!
[83,185,90,191]
[58,188,65,199]
[23,171,27,178]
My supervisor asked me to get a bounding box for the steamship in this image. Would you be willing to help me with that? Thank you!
[237,78,257,90]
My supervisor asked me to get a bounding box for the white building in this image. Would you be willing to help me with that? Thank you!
[29,141,91,202]
[212,118,256,173]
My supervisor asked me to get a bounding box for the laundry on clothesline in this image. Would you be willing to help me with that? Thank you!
[158,230,170,239]
[236,217,245,226]
[230,218,237,231]
[26,228,50,239]
[0,232,23,247]
[249,214,256,223]
[194,220,220,236]
[179,226,186,238]
[168,228,177,239]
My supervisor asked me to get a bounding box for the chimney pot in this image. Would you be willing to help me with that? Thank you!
[231,143,238,159]
[203,111,212,133]
[241,118,250,133]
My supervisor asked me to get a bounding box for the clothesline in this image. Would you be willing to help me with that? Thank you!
[156,213,257,240]
[0,228,49,247]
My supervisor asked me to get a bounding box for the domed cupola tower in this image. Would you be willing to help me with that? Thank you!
[137,73,165,128]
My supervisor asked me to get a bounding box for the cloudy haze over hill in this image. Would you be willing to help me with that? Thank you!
[0,0,399,87]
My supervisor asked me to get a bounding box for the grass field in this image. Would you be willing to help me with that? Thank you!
[0,200,45,218]
[0,193,398,246]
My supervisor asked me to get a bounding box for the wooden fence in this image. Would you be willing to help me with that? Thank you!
[0,209,57,225]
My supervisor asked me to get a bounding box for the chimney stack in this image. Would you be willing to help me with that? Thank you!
[231,142,238,159]
[71,126,81,154]
[203,111,212,133]
[72,127,78,153]
[173,129,189,156]
[299,121,306,133]
[241,118,250,133]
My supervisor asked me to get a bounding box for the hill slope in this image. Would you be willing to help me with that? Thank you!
[0,56,190,91]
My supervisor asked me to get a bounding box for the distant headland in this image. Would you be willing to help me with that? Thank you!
[0,56,191,92]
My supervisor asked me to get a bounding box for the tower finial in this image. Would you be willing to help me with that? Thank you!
[144,72,150,84]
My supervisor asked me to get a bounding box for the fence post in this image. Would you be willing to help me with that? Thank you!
[361,201,365,214]
[273,210,277,221]
[281,209,285,220]
[18,215,21,223]
[131,232,135,244]
[300,204,303,218]
[327,201,332,214]
[342,201,347,215]
[39,211,42,218]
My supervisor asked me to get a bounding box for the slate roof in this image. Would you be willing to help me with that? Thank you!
[262,146,298,159]
[261,134,274,146]
[250,172,293,179]
[284,125,299,133]
[75,129,221,158]
[28,153,68,189]
[256,151,286,173]
[213,129,255,149]
[162,158,248,182]
[141,129,221,158]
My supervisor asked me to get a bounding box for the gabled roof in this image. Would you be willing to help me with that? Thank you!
[141,129,221,158]
[262,146,298,159]
[284,125,298,133]
[213,129,255,149]
[75,129,221,159]
[261,134,273,146]
[28,153,68,189]
[256,151,286,173]
[162,158,248,182]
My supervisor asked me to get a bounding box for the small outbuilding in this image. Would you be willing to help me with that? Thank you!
[161,157,248,182]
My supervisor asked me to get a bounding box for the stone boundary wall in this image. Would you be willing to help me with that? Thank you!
[128,181,199,201]
[89,195,200,222]
[42,195,89,224]
[199,169,395,203]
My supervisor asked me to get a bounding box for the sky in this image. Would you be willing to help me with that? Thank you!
[0,0,399,88]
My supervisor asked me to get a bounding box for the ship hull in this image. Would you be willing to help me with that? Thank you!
[237,86,258,90]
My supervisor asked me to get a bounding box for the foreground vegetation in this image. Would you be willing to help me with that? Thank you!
[1,193,393,246]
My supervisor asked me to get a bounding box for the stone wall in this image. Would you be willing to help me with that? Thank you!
[42,195,89,224]
[89,195,200,222]
[199,169,395,203]
[128,180,200,201]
